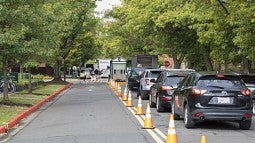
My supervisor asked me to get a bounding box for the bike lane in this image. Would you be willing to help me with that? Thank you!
[3,81,155,143]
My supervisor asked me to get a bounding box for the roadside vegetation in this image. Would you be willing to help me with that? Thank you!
[0,83,66,124]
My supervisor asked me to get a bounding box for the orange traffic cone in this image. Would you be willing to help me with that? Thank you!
[166,114,178,143]
[200,135,207,143]
[117,85,122,97]
[111,80,114,89]
[136,96,145,115]
[126,90,133,107]
[122,86,128,101]
[114,82,118,92]
[143,103,155,129]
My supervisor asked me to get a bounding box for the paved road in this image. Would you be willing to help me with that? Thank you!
[2,81,155,143]
[2,79,255,143]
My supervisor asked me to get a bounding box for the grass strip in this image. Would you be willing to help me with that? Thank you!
[0,84,66,124]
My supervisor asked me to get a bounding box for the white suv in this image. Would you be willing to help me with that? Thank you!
[137,69,163,99]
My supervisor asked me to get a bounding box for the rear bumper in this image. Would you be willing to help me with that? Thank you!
[191,109,252,121]
[160,96,172,108]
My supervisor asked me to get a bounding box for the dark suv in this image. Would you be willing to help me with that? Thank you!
[149,69,195,112]
[172,72,253,130]
[126,67,146,91]
[238,74,255,115]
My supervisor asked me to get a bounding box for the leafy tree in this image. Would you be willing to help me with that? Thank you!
[0,0,48,102]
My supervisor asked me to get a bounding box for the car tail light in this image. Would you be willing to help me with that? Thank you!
[161,96,172,101]
[191,88,207,95]
[216,74,224,78]
[244,113,252,119]
[240,89,251,96]
[145,79,150,85]
[161,86,173,91]
[194,112,202,117]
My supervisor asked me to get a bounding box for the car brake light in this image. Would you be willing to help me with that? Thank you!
[216,74,224,78]
[240,89,251,96]
[145,79,150,85]
[191,88,207,95]
[244,113,252,119]
[161,86,173,91]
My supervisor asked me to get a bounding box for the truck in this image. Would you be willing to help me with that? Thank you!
[131,54,158,69]
[98,59,111,71]
[98,59,111,79]
[127,54,158,90]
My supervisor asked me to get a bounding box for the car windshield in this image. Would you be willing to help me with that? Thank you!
[165,76,184,86]
[197,78,243,89]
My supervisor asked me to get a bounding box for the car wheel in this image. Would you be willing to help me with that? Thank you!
[252,101,255,115]
[156,96,164,112]
[239,120,251,130]
[140,89,148,100]
[184,104,195,128]
[149,92,156,107]
[137,88,141,98]
[171,101,180,120]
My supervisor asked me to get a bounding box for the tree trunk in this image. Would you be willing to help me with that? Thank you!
[28,67,32,94]
[173,55,185,69]
[53,59,62,81]
[203,45,214,71]
[2,59,9,101]
[240,57,250,74]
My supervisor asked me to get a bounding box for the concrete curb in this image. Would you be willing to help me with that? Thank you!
[0,83,72,134]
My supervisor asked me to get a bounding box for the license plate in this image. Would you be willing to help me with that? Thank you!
[217,97,231,104]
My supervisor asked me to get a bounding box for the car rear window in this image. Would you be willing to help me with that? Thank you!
[239,75,255,84]
[149,71,162,78]
[165,76,185,86]
[133,68,146,75]
[197,75,245,89]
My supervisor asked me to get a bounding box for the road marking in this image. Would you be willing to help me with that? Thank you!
[119,96,166,142]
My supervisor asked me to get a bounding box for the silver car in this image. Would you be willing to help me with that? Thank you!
[137,69,163,99]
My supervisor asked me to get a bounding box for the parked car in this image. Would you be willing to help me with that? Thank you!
[80,68,91,79]
[100,69,110,79]
[149,69,195,112]
[126,67,146,91]
[172,72,253,129]
[137,69,163,100]
[238,74,255,115]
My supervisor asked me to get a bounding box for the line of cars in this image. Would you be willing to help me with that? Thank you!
[127,68,254,130]
[80,68,110,80]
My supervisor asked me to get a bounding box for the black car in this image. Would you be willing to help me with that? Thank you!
[126,67,146,91]
[172,72,253,129]
[149,69,195,112]
[238,74,255,115]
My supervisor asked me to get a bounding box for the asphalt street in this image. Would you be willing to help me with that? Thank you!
[2,80,155,143]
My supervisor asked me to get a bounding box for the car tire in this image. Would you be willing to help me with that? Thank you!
[149,92,156,107]
[137,88,141,98]
[239,120,251,130]
[140,89,148,100]
[184,104,195,128]
[171,101,180,120]
[156,96,164,112]
[252,100,255,115]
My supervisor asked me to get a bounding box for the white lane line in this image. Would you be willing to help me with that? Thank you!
[154,128,167,139]
[126,106,164,143]
[118,94,167,142]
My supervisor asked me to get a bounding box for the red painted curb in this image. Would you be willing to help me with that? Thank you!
[0,83,72,134]
[0,126,6,134]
